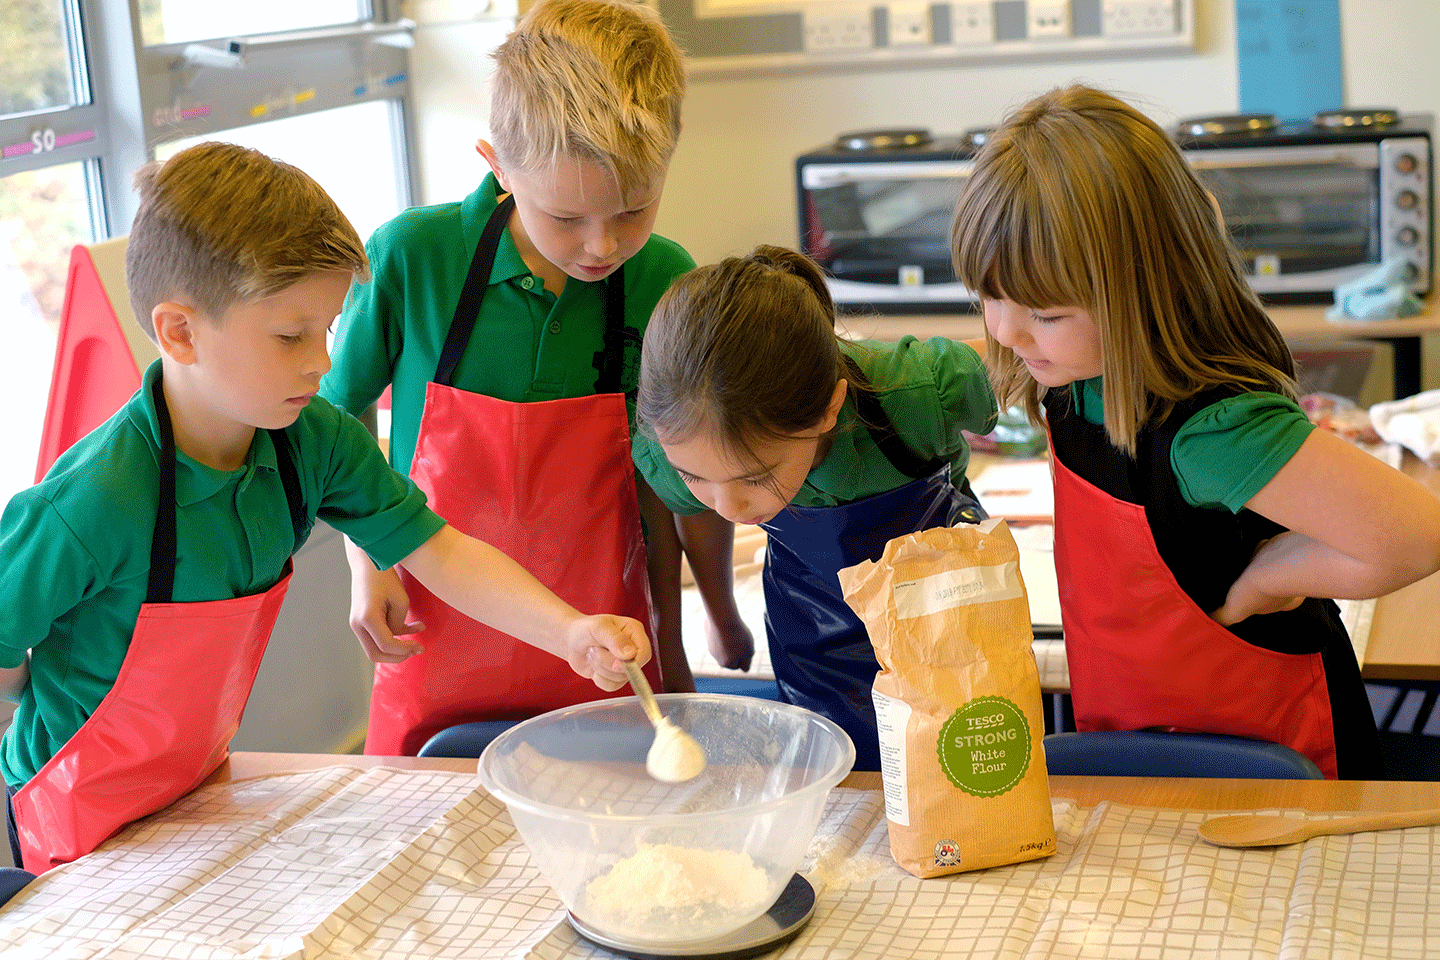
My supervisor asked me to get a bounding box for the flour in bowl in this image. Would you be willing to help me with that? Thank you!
[582,843,774,942]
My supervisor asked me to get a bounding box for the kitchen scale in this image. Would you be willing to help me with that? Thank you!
[566,872,816,960]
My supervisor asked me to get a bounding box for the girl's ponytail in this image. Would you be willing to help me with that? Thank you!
[750,245,837,319]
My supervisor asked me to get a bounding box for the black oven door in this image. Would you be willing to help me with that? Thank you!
[798,159,976,311]
[1186,139,1431,301]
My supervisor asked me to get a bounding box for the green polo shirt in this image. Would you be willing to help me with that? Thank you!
[1071,377,1314,511]
[319,173,696,477]
[0,361,445,788]
[634,336,997,515]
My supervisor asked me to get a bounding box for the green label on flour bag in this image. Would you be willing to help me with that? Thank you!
[937,696,1031,797]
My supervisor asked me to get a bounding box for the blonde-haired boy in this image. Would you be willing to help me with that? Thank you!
[0,141,647,873]
[488,0,684,197]
[319,0,712,756]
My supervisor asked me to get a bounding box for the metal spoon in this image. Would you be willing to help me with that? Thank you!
[1198,807,1440,848]
[622,659,706,783]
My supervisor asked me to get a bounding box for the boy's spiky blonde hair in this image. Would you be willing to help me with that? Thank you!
[489,0,686,199]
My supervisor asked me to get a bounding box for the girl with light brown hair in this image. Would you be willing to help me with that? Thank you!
[950,85,1440,779]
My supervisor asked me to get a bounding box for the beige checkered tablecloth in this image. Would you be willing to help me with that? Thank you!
[3,766,1436,958]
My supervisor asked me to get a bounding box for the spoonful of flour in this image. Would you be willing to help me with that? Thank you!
[646,716,707,783]
[622,659,707,782]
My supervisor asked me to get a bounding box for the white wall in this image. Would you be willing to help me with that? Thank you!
[409,0,1440,267]
[405,0,1440,393]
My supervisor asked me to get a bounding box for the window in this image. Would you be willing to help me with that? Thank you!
[0,0,416,505]
[1,0,103,501]
[1,0,84,113]
[154,99,407,244]
[0,163,96,498]
[136,0,368,47]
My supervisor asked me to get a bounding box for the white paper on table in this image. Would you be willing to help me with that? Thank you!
[1009,523,1062,631]
[970,458,1054,522]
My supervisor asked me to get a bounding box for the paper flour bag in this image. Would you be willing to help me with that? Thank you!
[838,518,1056,878]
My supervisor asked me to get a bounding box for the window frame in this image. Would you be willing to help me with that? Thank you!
[0,0,419,500]
[3,0,419,242]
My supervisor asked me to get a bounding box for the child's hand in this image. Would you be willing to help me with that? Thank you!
[706,613,755,672]
[1210,535,1307,626]
[565,615,652,690]
[1210,587,1305,627]
[349,563,426,664]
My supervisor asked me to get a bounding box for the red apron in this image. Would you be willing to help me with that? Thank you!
[13,375,303,871]
[1051,445,1340,779]
[364,195,659,756]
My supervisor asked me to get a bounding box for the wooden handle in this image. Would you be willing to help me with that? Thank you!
[623,659,663,727]
[1313,807,1440,838]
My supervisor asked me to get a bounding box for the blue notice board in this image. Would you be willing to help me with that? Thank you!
[1236,0,1343,122]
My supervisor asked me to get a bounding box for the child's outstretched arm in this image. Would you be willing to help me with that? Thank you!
[397,525,651,689]
[678,510,755,672]
[1213,428,1440,625]
[343,537,426,663]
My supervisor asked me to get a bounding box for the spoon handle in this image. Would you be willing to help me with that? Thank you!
[622,659,663,727]
[1310,806,1440,838]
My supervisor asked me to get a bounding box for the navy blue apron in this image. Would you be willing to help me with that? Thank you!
[760,392,984,771]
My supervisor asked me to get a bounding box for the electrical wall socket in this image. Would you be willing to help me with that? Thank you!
[1101,0,1176,37]
[802,6,875,52]
[950,1,994,45]
[1027,0,1072,39]
[888,1,932,46]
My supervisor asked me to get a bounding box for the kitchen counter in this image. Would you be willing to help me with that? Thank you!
[839,298,1440,397]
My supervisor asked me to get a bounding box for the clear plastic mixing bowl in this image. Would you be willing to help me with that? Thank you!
[476,693,855,947]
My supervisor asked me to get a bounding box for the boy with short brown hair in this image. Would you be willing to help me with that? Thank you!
[1,141,648,873]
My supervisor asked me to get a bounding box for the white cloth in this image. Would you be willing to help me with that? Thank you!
[1370,389,1440,465]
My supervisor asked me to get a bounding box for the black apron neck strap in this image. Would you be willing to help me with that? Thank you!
[436,194,516,387]
[147,373,179,605]
[851,386,946,480]
[267,427,307,554]
[146,372,307,604]
[592,264,627,395]
[436,193,629,393]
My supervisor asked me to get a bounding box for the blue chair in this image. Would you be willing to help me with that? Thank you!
[1366,680,1440,780]
[417,720,519,759]
[1042,730,1326,780]
[415,676,786,759]
[0,867,37,907]
[419,717,659,762]
[694,675,783,701]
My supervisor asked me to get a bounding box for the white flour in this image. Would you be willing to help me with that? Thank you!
[646,718,707,782]
[582,843,774,943]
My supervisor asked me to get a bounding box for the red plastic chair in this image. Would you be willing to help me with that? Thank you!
[35,238,157,482]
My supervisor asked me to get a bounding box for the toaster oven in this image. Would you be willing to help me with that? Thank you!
[796,112,1433,313]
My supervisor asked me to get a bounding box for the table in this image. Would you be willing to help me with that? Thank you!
[212,750,1440,811]
[4,751,1438,959]
[842,299,1440,399]
[686,449,1440,689]
[1363,450,1440,684]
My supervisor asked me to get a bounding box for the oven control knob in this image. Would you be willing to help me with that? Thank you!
[1397,226,1420,246]
[1396,153,1419,175]
[1397,190,1420,212]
